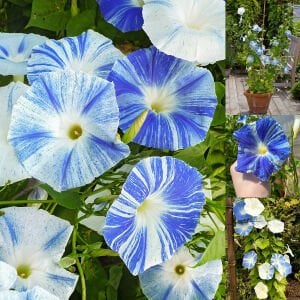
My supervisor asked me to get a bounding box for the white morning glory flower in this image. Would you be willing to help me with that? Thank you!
[254,282,268,299]
[0,261,17,291]
[244,198,265,217]
[284,245,294,257]
[253,215,267,229]
[0,286,59,300]
[271,254,292,277]
[0,82,30,187]
[0,33,47,76]
[108,46,217,150]
[268,219,284,234]
[0,207,78,298]
[142,0,225,65]
[97,0,144,32]
[252,24,262,32]
[235,221,254,236]
[237,7,245,15]
[103,156,205,275]
[8,70,130,191]
[242,250,257,270]
[139,247,223,300]
[258,262,275,280]
[27,30,123,83]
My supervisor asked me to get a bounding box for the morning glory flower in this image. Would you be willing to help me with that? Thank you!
[271,254,292,277]
[0,33,47,76]
[27,29,123,83]
[252,24,262,32]
[0,286,59,300]
[255,46,264,56]
[258,262,275,280]
[244,198,264,217]
[260,55,271,65]
[97,0,144,32]
[271,58,280,66]
[0,82,30,187]
[139,247,222,300]
[27,186,48,201]
[254,282,268,299]
[253,215,267,229]
[235,221,254,236]
[233,117,291,182]
[0,261,17,291]
[8,70,130,192]
[142,0,225,65]
[237,7,245,16]
[246,55,254,64]
[271,40,279,47]
[249,40,258,50]
[242,251,257,270]
[268,219,284,233]
[103,156,205,275]
[237,115,248,125]
[284,63,292,74]
[108,46,217,150]
[233,200,251,221]
[285,30,292,38]
[0,207,78,298]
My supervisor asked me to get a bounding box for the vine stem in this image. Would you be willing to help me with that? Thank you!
[72,223,86,300]
[0,200,54,206]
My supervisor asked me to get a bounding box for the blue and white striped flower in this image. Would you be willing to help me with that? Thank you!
[242,251,257,270]
[246,55,254,64]
[249,40,258,50]
[235,221,254,236]
[252,24,262,32]
[258,262,275,280]
[8,70,130,191]
[233,117,290,182]
[285,30,292,38]
[0,207,78,298]
[103,156,205,275]
[142,0,225,65]
[253,215,267,229]
[0,33,47,76]
[108,46,217,150]
[233,199,251,221]
[271,254,292,277]
[0,286,58,300]
[271,58,280,66]
[0,82,30,187]
[27,30,123,83]
[139,247,222,300]
[97,0,144,32]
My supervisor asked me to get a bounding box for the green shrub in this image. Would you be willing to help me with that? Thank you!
[291,81,300,100]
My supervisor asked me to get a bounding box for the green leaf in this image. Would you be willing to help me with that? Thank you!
[59,256,76,268]
[40,184,82,209]
[108,265,123,290]
[195,230,225,267]
[90,248,119,257]
[215,82,225,102]
[66,9,96,36]
[26,0,70,32]
[255,238,270,249]
[122,110,149,144]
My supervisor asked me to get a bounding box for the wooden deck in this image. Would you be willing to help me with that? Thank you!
[226,74,300,115]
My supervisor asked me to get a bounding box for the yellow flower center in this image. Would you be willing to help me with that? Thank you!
[257,144,268,155]
[17,264,31,279]
[68,124,83,140]
[175,264,185,275]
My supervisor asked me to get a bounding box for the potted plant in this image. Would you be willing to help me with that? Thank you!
[244,24,289,114]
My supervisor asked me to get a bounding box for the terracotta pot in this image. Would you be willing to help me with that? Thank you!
[244,90,272,114]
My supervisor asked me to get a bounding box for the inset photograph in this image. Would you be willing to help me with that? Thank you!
[226,115,300,198]
[226,1,300,115]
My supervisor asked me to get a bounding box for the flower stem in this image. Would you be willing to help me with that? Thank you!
[71,0,79,17]
[0,200,54,206]
[72,224,86,300]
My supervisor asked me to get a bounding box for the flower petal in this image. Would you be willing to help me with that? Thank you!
[97,0,144,32]
[242,251,257,270]
[108,46,217,150]
[139,247,222,300]
[103,156,205,275]
[0,261,17,291]
[0,82,30,186]
[0,33,47,75]
[142,0,225,64]
[271,254,292,277]
[27,30,123,83]
[8,71,130,191]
